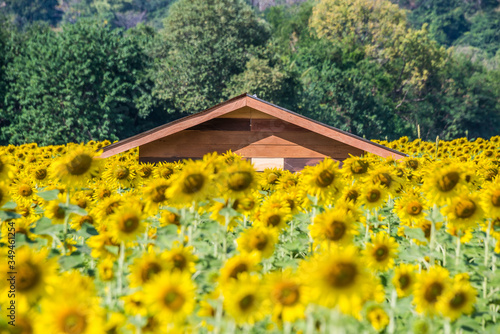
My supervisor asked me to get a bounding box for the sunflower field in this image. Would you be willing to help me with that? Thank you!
[1,136,500,334]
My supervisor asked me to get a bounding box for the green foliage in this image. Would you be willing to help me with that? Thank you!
[152,0,271,114]
[2,0,62,26]
[1,20,157,145]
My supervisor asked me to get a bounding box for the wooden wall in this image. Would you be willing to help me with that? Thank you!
[139,112,364,171]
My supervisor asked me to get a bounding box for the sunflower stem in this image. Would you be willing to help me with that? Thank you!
[214,296,223,334]
[483,219,492,299]
[364,211,371,243]
[388,289,397,334]
[62,190,71,256]
[283,321,292,334]
[455,235,461,267]
[306,306,315,334]
[117,241,125,297]
[429,205,437,265]
[443,318,451,334]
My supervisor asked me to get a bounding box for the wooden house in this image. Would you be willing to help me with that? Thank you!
[101,94,406,171]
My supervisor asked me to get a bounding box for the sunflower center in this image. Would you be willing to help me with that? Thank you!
[62,311,87,334]
[77,198,87,209]
[266,214,281,227]
[152,185,168,203]
[316,170,335,188]
[183,174,205,194]
[141,262,162,282]
[449,292,467,309]
[163,289,185,312]
[119,215,139,233]
[421,223,431,239]
[228,171,253,191]
[55,206,66,219]
[406,201,423,216]
[99,189,111,199]
[367,189,381,203]
[105,202,120,215]
[114,166,130,180]
[238,294,255,311]
[374,173,392,188]
[172,254,187,270]
[351,160,369,174]
[240,198,255,211]
[229,263,248,279]
[491,191,500,207]
[275,283,300,306]
[373,245,389,261]
[286,199,295,211]
[35,168,47,180]
[325,221,346,241]
[161,168,174,179]
[249,233,268,251]
[140,166,152,178]
[267,173,279,185]
[326,262,357,288]
[398,274,411,290]
[16,261,40,292]
[455,199,476,218]
[66,154,93,176]
[407,159,419,170]
[437,171,460,192]
[19,184,32,197]
[79,215,94,226]
[424,282,444,303]
[346,189,359,202]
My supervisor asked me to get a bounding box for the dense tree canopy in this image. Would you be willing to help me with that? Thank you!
[0,0,499,144]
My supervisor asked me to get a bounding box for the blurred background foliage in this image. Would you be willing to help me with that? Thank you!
[0,0,499,144]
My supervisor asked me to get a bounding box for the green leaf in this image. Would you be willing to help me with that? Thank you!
[403,226,427,243]
[36,189,60,201]
[58,253,85,270]
[74,223,99,238]
[32,217,64,234]
[0,210,21,221]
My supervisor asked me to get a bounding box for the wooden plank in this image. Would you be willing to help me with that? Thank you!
[246,97,406,159]
[139,157,196,164]
[284,158,323,172]
[251,158,284,171]
[188,118,250,131]
[218,106,276,119]
[250,119,305,132]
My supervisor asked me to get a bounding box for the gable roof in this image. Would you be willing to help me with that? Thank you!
[100,93,406,159]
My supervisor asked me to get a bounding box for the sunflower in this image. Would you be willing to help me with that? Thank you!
[0,246,57,304]
[142,178,170,213]
[275,170,300,190]
[421,162,468,206]
[394,190,428,225]
[222,273,269,325]
[481,180,500,218]
[102,160,137,189]
[137,162,155,183]
[258,168,282,191]
[97,258,114,282]
[221,159,257,197]
[153,161,179,180]
[86,232,120,259]
[49,146,101,187]
[1,217,36,244]
[166,160,212,205]
[10,178,37,206]
[44,193,74,225]
[254,206,291,231]
[300,158,343,204]
[366,305,390,332]
[299,245,372,315]
[392,263,418,298]
[341,155,372,181]
[359,183,389,211]
[0,181,11,209]
[108,202,146,243]
[264,268,306,324]
[437,280,477,321]
[159,209,181,229]
[164,244,198,273]
[441,193,485,230]
[413,266,452,316]
[36,296,104,334]
[122,290,148,317]
[128,250,167,288]
[219,253,261,285]
[363,231,399,272]
[143,270,196,325]
[91,181,115,201]
[339,184,363,205]
[237,226,279,259]
[366,165,404,195]
[0,155,13,182]
[309,207,359,247]
[92,194,124,223]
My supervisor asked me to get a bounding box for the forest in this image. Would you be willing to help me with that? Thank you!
[0,0,499,145]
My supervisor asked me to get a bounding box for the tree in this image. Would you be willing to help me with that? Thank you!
[152,0,271,114]
[3,0,62,26]
[1,20,158,145]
